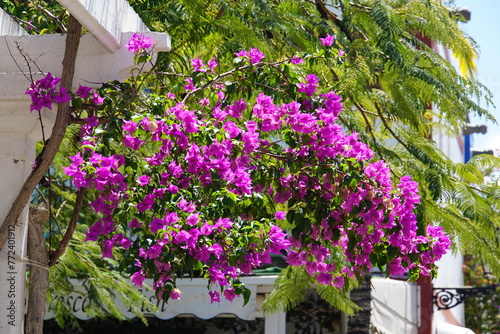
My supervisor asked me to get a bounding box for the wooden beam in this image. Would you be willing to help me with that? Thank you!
[56,0,170,52]
[0,9,27,36]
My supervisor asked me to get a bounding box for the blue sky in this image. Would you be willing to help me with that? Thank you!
[454,0,500,152]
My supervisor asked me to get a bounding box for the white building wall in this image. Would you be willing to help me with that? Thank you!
[371,278,420,334]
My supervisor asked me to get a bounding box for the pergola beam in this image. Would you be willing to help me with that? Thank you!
[0,10,27,36]
[56,0,170,52]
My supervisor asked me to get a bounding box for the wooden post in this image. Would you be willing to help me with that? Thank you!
[25,205,50,334]
[417,275,433,334]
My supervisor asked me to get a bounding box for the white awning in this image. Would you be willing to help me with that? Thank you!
[44,276,278,321]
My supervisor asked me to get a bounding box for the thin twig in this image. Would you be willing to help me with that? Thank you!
[15,41,44,79]
[145,71,191,78]
[181,63,252,104]
[49,188,85,266]
[69,115,111,125]
[0,254,49,271]
[4,39,31,82]
[37,109,47,144]
[349,2,372,11]
[354,102,377,144]
[6,13,40,32]
[374,102,412,153]
[34,3,67,33]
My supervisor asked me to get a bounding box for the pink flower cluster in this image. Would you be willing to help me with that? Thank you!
[59,44,450,302]
[235,48,265,64]
[26,74,104,113]
[25,72,71,112]
[124,33,154,53]
[320,34,335,47]
[191,57,218,73]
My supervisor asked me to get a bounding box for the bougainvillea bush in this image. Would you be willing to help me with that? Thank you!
[29,34,450,304]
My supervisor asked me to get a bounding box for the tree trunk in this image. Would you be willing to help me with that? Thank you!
[25,205,50,334]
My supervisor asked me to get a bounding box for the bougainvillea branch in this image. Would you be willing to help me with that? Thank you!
[48,188,85,267]
[30,33,451,304]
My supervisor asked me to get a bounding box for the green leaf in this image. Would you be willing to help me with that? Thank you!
[242,287,251,306]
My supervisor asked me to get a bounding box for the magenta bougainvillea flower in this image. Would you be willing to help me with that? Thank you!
[320,33,335,46]
[124,33,154,53]
[290,56,304,64]
[75,85,92,98]
[209,290,221,304]
[235,48,265,64]
[25,72,71,112]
